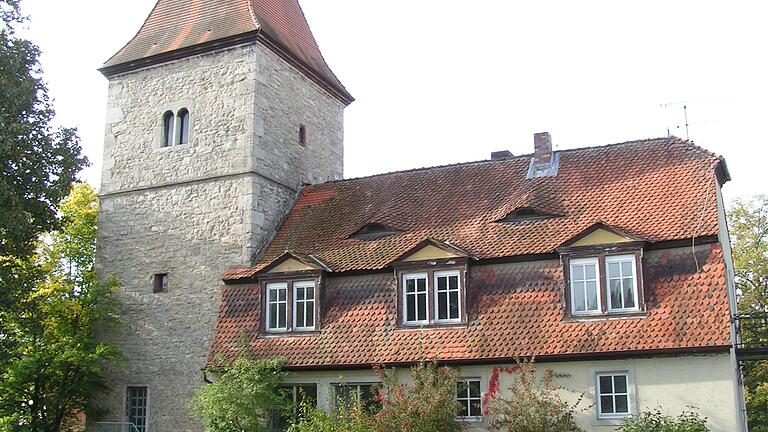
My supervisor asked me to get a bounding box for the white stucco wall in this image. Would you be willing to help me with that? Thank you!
[285,353,740,432]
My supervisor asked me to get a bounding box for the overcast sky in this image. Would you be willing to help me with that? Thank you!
[19,0,768,203]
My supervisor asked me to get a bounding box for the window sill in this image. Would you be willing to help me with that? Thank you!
[396,322,467,331]
[563,311,648,322]
[154,143,192,153]
[592,415,630,427]
[260,330,320,339]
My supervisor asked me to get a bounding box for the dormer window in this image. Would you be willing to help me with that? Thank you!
[435,270,461,322]
[403,273,428,324]
[497,207,561,223]
[266,282,288,331]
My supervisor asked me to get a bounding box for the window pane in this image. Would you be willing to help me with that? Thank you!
[296,287,305,301]
[585,264,596,280]
[601,396,614,414]
[278,289,286,301]
[449,291,459,319]
[610,279,622,308]
[608,262,620,277]
[406,279,415,293]
[178,110,189,145]
[469,381,480,398]
[163,113,174,148]
[470,400,482,417]
[573,281,585,311]
[449,275,458,290]
[615,395,629,413]
[269,304,277,328]
[407,294,416,322]
[269,289,277,302]
[278,303,286,328]
[296,302,305,327]
[305,302,314,328]
[417,292,427,321]
[438,276,447,290]
[621,261,633,276]
[599,376,613,394]
[614,375,627,393]
[572,265,584,281]
[456,381,467,398]
[417,278,426,291]
[458,401,468,417]
[586,281,598,310]
[438,291,447,320]
[623,278,635,308]
[307,286,314,298]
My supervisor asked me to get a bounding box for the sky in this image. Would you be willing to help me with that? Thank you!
[18,0,768,203]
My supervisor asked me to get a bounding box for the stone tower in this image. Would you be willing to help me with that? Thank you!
[95,1,352,430]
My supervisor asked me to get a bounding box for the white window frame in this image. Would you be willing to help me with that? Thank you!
[589,365,636,425]
[293,281,316,331]
[125,385,150,432]
[569,257,601,315]
[455,378,483,421]
[266,282,288,332]
[605,254,639,312]
[434,270,461,323]
[596,372,631,419]
[402,272,429,325]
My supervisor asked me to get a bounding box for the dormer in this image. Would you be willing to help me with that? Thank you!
[558,224,647,319]
[254,252,331,334]
[348,223,401,241]
[389,239,474,327]
[496,207,562,223]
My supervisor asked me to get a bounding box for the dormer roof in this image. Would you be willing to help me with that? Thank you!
[100,0,352,105]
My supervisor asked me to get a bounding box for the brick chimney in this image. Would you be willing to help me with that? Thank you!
[533,132,553,166]
[491,150,513,160]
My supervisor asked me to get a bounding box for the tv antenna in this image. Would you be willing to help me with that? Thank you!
[660,102,690,141]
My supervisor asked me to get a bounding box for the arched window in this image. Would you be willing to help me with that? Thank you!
[177,109,190,145]
[162,111,175,147]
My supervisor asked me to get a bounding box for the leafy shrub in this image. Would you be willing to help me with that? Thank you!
[618,409,709,432]
[189,357,287,432]
[373,362,466,432]
[288,395,373,432]
[484,359,587,432]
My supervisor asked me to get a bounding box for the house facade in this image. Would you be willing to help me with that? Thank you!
[94,1,747,432]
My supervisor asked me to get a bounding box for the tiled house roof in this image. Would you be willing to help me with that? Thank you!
[101,0,352,104]
[209,137,733,368]
[226,137,727,279]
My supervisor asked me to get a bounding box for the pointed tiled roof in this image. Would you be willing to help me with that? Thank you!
[100,0,352,104]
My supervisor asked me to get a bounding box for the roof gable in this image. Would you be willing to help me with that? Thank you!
[561,223,642,248]
[393,239,469,263]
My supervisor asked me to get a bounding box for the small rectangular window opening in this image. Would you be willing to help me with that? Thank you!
[403,273,429,324]
[299,124,307,147]
[266,282,288,331]
[597,373,630,419]
[153,273,168,293]
[456,379,482,419]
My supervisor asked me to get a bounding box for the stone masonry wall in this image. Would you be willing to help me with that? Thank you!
[96,41,345,432]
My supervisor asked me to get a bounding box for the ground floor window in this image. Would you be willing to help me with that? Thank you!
[126,386,148,432]
[269,384,317,431]
[333,383,380,413]
[597,373,630,419]
[455,379,482,419]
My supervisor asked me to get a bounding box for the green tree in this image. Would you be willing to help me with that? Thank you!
[1,0,87,308]
[0,184,122,431]
[189,357,288,432]
[728,195,768,432]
